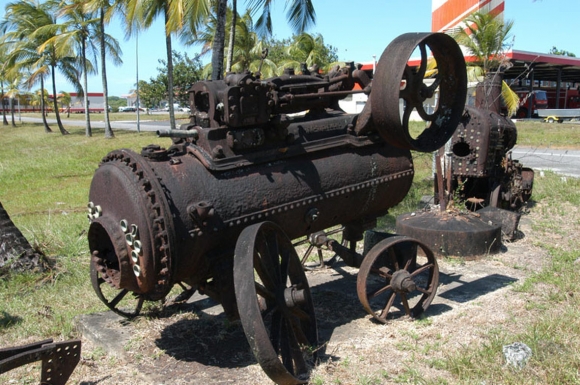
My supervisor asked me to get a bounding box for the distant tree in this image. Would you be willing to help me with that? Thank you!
[59,90,72,117]
[279,32,339,74]
[138,51,203,108]
[549,46,576,57]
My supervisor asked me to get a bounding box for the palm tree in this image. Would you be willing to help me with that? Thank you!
[229,11,277,77]
[248,0,316,38]
[84,0,124,138]
[43,0,101,137]
[125,0,210,129]
[59,90,72,117]
[279,32,330,73]
[1,0,76,135]
[0,45,9,126]
[1,0,53,133]
[452,11,518,116]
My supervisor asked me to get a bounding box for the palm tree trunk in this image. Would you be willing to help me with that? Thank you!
[211,0,227,81]
[1,82,8,126]
[39,77,52,133]
[50,66,69,135]
[225,0,237,73]
[10,97,15,126]
[82,39,92,137]
[0,200,48,274]
[164,7,176,131]
[100,8,113,138]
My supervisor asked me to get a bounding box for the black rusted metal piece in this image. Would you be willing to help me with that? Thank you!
[0,339,81,385]
[396,211,502,259]
[476,206,522,241]
[436,87,534,211]
[87,32,467,384]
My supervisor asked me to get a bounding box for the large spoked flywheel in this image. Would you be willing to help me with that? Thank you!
[372,32,467,152]
[234,221,318,385]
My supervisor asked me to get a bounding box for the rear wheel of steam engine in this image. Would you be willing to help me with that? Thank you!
[371,33,467,152]
[294,226,348,270]
[234,222,318,385]
[357,236,438,324]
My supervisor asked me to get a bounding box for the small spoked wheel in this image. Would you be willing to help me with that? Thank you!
[356,236,439,324]
[234,221,318,385]
[294,226,346,269]
[90,251,144,318]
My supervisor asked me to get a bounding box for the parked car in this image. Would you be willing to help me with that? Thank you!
[119,106,136,112]
[180,106,191,113]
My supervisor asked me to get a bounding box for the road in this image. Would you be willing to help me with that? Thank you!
[512,146,580,178]
[17,116,580,178]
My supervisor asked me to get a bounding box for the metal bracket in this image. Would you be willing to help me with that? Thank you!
[0,339,81,385]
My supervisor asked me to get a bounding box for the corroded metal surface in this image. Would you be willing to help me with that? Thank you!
[87,32,468,384]
[396,212,503,259]
[440,100,534,211]
[0,339,81,385]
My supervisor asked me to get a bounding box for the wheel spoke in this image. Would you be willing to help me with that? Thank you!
[416,287,432,295]
[387,247,400,270]
[255,240,277,290]
[416,42,428,79]
[378,291,397,320]
[300,244,314,265]
[401,294,412,316]
[108,288,129,308]
[255,281,275,301]
[368,284,392,300]
[289,306,312,322]
[410,263,434,278]
[270,310,282,355]
[286,318,308,375]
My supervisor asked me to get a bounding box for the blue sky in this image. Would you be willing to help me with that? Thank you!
[1,0,579,97]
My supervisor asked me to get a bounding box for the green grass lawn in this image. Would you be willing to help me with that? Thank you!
[1,119,580,384]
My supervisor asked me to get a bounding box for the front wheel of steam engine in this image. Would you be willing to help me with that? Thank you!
[371,32,467,153]
[357,236,439,324]
[234,221,318,385]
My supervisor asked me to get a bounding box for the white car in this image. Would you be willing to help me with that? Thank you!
[180,106,191,113]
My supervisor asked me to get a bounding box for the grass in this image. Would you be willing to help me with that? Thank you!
[1,118,580,383]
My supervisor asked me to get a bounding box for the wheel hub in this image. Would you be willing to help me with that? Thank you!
[390,269,416,293]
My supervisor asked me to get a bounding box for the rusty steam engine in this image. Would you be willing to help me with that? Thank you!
[87,33,467,384]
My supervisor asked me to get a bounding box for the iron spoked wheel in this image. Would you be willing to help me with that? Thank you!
[371,33,467,152]
[357,236,438,324]
[90,251,144,318]
[293,226,346,269]
[234,221,318,385]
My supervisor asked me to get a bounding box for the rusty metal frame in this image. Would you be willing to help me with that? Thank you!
[0,339,81,385]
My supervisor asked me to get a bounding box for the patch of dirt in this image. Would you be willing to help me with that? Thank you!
[67,211,552,385]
